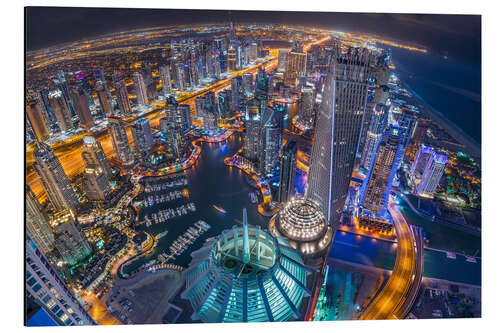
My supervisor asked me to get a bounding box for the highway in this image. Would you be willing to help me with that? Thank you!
[359,202,422,320]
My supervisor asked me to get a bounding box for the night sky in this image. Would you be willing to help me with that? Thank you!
[25,7,481,64]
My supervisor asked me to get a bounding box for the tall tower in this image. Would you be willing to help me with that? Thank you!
[306,46,373,228]
[82,136,112,179]
[259,108,282,177]
[410,145,435,180]
[130,117,154,162]
[25,232,95,326]
[359,125,404,216]
[242,105,261,162]
[33,142,79,213]
[96,81,113,116]
[108,116,134,165]
[48,90,74,132]
[416,153,447,196]
[360,104,388,171]
[112,70,132,114]
[133,72,149,106]
[52,210,92,266]
[26,185,54,254]
[159,64,172,95]
[298,86,315,128]
[26,92,50,142]
[71,87,95,130]
[227,45,237,72]
[278,140,297,203]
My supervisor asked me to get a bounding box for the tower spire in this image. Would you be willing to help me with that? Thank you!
[242,208,249,263]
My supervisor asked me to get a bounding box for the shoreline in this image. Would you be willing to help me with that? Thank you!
[400,79,481,161]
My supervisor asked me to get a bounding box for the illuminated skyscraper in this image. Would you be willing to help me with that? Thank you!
[227,45,237,71]
[53,74,77,118]
[249,42,258,61]
[360,104,388,171]
[96,81,113,116]
[49,90,74,132]
[242,105,261,162]
[182,209,310,323]
[33,142,79,213]
[179,104,193,130]
[416,152,447,196]
[26,185,54,254]
[359,125,404,216]
[130,117,154,162]
[277,49,289,72]
[243,73,253,95]
[159,64,172,95]
[26,92,50,141]
[52,210,92,266]
[278,140,297,203]
[82,136,112,179]
[71,87,95,130]
[298,86,315,128]
[259,108,282,176]
[410,145,435,180]
[217,90,231,119]
[284,51,307,86]
[231,75,243,114]
[25,233,95,326]
[306,47,373,228]
[133,72,149,106]
[112,70,132,114]
[108,116,134,165]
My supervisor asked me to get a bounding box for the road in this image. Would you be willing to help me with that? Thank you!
[359,202,421,320]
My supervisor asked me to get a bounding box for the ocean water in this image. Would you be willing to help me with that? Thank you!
[390,48,481,144]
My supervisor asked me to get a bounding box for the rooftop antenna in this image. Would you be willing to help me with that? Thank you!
[242,208,250,264]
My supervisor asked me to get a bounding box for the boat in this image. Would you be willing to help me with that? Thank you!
[213,205,226,214]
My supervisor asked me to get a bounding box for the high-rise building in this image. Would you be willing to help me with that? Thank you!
[242,73,253,95]
[359,126,404,216]
[108,116,134,165]
[52,210,92,266]
[181,210,309,323]
[33,142,79,213]
[26,185,54,254]
[130,117,154,162]
[217,90,231,119]
[306,47,373,228]
[48,90,74,132]
[298,86,315,127]
[360,104,388,171]
[231,75,242,114]
[159,64,172,95]
[249,42,258,61]
[71,87,95,130]
[227,45,237,71]
[259,108,282,176]
[112,71,132,114]
[25,233,95,326]
[415,152,447,196]
[242,106,261,162]
[133,72,149,106]
[284,51,307,86]
[389,109,417,151]
[82,136,112,179]
[53,74,77,118]
[142,63,157,102]
[277,49,289,72]
[160,120,184,158]
[278,140,297,203]
[179,104,192,131]
[26,92,50,141]
[96,81,113,116]
[410,145,435,180]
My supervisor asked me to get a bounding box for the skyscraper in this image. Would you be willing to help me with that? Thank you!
[96,81,113,116]
[306,46,373,228]
[26,185,54,254]
[242,106,261,162]
[179,104,193,131]
[359,126,404,216]
[416,152,447,196]
[26,92,50,141]
[112,70,132,114]
[231,75,242,114]
[259,108,282,176]
[133,72,149,106]
[25,233,95,326]
[49,90,74,132]
[130,117,154,162]
[278,140,298,203]
[228,45,237,72]
[298,86,315,128]
[360,104,388,171]
[410,145,436,180]
[108,116,134,165]
[277,48,289,72]
[284,51,307,86]
[159,64,172,95]
[33,142,79,213]
[71,87,95,130]
[52,210,92,266]
[82,136,113,179]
